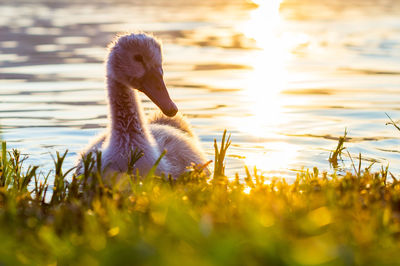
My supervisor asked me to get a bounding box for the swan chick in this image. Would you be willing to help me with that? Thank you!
[76,32,208,179]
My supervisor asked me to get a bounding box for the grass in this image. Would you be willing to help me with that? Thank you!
[0,132,400,265]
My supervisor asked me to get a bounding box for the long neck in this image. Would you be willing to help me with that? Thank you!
[106,77,154,150]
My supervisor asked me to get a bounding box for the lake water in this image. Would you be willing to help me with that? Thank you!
[1,0,400,180]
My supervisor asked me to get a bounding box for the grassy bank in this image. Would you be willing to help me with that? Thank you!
[0,133,400,266]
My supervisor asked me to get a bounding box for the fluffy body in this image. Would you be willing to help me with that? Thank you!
[75,33,208,178]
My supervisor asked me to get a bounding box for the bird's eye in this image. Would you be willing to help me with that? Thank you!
[134,54,144,62]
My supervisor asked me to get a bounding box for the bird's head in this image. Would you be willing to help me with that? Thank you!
[107,32,178,117]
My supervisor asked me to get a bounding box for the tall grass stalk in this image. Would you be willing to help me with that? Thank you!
[213,129,231,178]
[329,128,347,168]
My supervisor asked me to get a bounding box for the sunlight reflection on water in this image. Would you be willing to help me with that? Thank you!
[234,0,299,173]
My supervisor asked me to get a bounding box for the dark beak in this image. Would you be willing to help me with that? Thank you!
[139,68,178,117]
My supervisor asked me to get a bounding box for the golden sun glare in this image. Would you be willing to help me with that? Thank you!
[238,0,288,135]
[234,0,302,174]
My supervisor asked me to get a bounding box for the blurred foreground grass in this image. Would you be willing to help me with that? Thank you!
[1,132,400,266]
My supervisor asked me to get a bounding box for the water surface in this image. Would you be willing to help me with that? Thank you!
[1,0,400,179]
